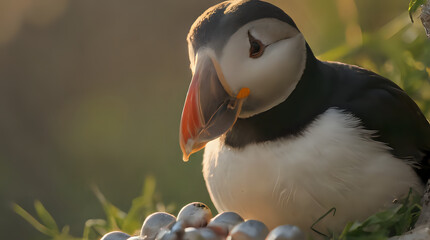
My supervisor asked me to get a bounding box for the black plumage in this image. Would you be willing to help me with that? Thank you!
[188,0,430,183]
[225,47,430,182]
[188,0,298,55]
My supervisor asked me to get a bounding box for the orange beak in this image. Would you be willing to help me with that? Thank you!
[179,52,250,161]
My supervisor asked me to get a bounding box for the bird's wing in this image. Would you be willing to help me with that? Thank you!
[326,61,430,181]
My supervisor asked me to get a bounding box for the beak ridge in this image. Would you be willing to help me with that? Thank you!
[179,52,249,161]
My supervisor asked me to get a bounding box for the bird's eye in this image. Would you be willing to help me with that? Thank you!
[248,32,264,58]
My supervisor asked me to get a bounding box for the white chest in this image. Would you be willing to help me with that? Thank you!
[202,108,422,235]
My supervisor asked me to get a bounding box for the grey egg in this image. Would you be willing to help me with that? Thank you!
[155,229,178,240]
[182,227,222,240]
[228,220,269,240]
[182,227,204,240]
[208,212,244,236]
[170,221,185,235]
[127,236,142,240]
[266,225,305,240]
[177,202,213,228]
[198,228,223,240]
[100,231,131,240]
[140,212,176,240]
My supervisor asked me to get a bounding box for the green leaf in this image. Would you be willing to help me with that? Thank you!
[409,0,427,22]
[337,189,422,240]
[34,200,60,234]
[12,203,55,236]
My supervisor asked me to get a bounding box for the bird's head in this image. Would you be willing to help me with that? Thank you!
[180,0,308,161]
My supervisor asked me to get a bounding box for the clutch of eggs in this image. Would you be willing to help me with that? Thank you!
[100,202,305,240]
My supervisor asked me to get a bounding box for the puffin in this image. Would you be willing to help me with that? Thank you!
[179,0,430,236]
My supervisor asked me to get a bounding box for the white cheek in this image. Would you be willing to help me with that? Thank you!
[244,34,305,100]
[220,33,306,117]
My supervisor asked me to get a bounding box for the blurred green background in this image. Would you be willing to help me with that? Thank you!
[0,0,429,239]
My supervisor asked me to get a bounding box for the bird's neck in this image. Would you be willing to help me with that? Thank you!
[224,45,333,148]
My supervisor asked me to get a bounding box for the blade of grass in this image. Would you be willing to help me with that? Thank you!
[83,219,108,240]
[92,185,124,230]
[311,207,336,238]
[34,200,60,234]
[54,225,83,240]
[12,203,55,236]
[122,176,157,233]
[409,0,427,22]
[141,176,156,204]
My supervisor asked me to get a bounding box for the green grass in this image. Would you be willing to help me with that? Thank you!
[14,177,423,240]
[13,176,174,240]
[332,189,421,240]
